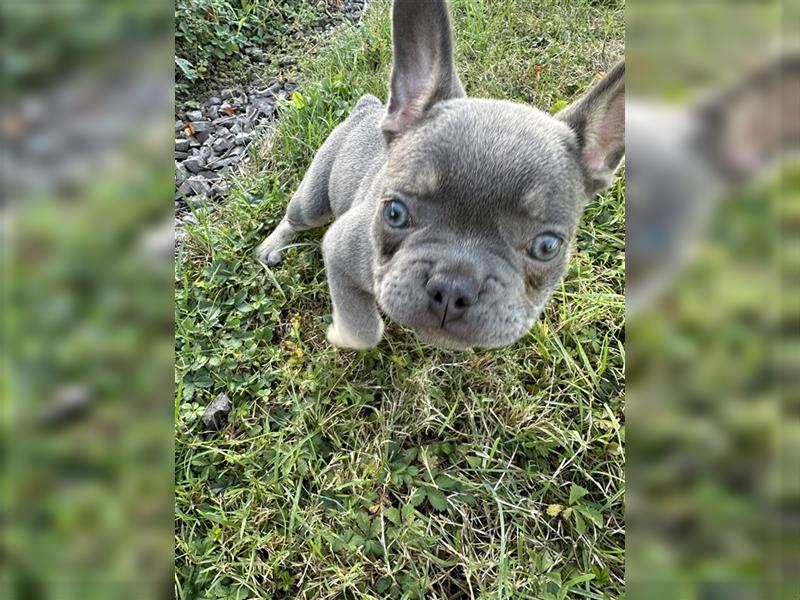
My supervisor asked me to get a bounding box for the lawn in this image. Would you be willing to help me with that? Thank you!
[174,0,625,598]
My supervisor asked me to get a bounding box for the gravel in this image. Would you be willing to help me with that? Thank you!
[174,0,370,212]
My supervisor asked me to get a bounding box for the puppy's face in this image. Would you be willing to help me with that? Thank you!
[371,0,624,349]
[373,100,586,348]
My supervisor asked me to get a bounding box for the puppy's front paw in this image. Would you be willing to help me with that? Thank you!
[255,239,283,267]
[326,320,383,350]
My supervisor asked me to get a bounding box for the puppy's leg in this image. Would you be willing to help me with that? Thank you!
[322,224,384,350]
[256,127,345,265]
[256,167,332,266]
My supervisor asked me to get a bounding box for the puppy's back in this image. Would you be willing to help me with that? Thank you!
[328,94,387,217]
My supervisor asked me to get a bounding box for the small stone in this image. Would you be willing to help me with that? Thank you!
[207,157,235,170]
[198,170,222,180]
[186,109,203,122]
[175,120,184,132]
[202,393,231,430]
[184,156,205,173]
[204,105,220,118]
[235,132,254,146]
[284,80,299,92]
[191,121,212,143]
[186,176,212,197]
[175,151,189,160]
[211,181,230,197]
[207,96,221,106]
[175,162,189,186]
[279,55,295,67]
[175,138,190,152]
[253,97,276,118]
[175,180,193,199]
[199,145,213,161]
[220,88,236,99]
[212,137,233,154]
[213,116,236,128]
[41,384,93,427]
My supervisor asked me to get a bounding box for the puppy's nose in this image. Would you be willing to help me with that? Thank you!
[426,276,477,325]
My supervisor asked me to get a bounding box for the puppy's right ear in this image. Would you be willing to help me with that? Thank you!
[382,0,465,142]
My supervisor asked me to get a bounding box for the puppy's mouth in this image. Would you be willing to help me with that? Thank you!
[380,298,529,350]
[375,260,536,350]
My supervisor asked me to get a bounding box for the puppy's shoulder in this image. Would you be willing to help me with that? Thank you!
[354,94,383,112]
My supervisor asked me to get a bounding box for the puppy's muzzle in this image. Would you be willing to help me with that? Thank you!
[425,274,477,326]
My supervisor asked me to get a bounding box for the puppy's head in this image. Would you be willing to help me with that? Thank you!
[374,0,625,349]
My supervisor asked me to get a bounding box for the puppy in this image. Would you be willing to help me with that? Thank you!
[257,0,624,350]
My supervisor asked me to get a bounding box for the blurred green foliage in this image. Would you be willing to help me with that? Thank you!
[3,1,175,598]
[1,1,170,98]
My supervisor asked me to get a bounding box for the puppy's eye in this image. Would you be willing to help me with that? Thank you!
[383,199,410,228]
[529,233,562,261]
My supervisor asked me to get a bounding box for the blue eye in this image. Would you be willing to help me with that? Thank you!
[530,233,562,261]
[383,199,410,228]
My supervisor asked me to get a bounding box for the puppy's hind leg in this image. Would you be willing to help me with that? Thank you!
[256,139,337,266]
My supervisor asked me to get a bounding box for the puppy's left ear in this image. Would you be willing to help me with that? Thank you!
[557,61,625,195]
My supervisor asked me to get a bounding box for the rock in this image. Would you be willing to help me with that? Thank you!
[186,176,212,197]
[212,137,233,154]
[204,105,220,119]
[247,48,265,61]
[279,55,295,67]
[211,181,230,197]
[184,156,205,173]
[207,96,221,106]
[175,179,193,199]
[254,81,282,97]
[175,162,189,186]
[186,109,204,122]
[253,97,276,118]
[202,393,231,430]
[175,120,184,132]
[207,157,236,171]
[175,151,189,160]
[213,116,237,128]
[199,145,213,161]
[41,384,93,427]
[235,132,254,146]
[220,88,236,99]
[284,80,299,93]
[191,121,212,143]
[175,138,190,152]
[198,170,222,180]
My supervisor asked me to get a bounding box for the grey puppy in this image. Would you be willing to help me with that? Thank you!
[257,0,624,350]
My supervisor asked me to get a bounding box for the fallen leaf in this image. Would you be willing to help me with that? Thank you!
[219,104,236,116]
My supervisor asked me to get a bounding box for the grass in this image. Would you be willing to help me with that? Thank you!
[175,0,625,598]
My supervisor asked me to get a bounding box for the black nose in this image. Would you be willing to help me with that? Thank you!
[426,275,477,325]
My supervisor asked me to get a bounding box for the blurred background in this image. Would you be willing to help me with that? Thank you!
[2,0,175,598]
[626,1,798,598]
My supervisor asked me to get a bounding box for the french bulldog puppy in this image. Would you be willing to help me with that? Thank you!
[257,0,625,350]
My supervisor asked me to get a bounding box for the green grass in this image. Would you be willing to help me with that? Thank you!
[175,1,625,598]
